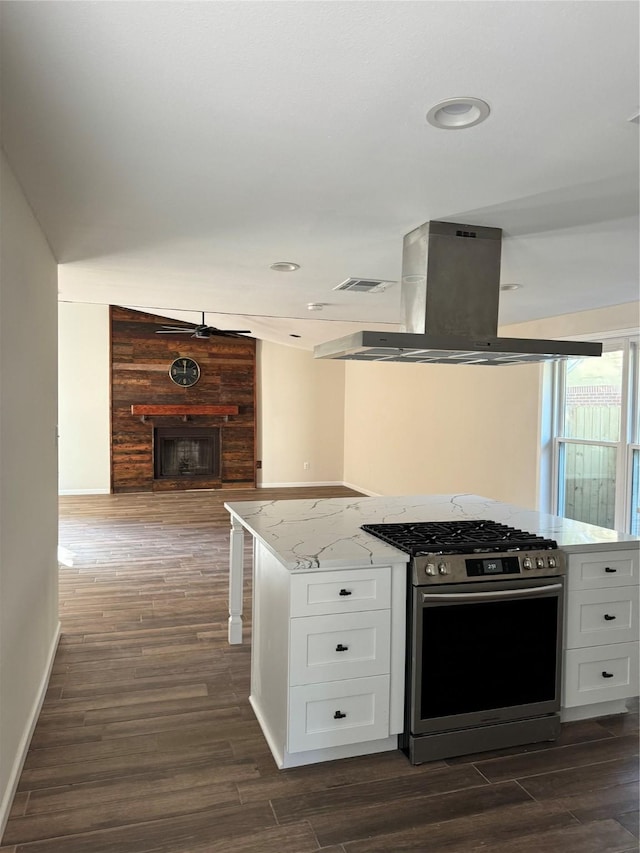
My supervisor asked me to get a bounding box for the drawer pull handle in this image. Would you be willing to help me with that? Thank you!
[335,643,349,652]
[602,671,614,678]
[603,613,617,621]
[339,589,352,596]
[333,710,347,719]
[605,567,617,573]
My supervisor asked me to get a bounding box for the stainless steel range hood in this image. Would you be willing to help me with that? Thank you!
[314,220,602,365]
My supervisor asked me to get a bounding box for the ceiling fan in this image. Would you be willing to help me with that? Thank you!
[156,312,251,339]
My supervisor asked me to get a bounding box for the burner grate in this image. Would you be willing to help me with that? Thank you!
[361,520,558,556]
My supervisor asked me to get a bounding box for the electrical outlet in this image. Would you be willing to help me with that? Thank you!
[303,462,310,470]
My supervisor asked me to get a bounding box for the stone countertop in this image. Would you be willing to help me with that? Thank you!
[224,493,640,571]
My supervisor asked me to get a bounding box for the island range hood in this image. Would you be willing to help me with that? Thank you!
[314,220,602,365]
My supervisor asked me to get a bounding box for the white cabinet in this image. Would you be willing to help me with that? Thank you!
[564,644,639,707]
[563,548,639,717]
[290,567,391,616]
[288,676,391,752]
[569,551,638,588]
[565,587,638,648]
[289,609,391,685]
[249,543,406,768]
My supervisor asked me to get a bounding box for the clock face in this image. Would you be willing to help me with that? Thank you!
[169,357,200,387]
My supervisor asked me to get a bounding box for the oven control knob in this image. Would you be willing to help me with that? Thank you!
[535,557,545,569]
[438,562,448,575]
[523,557,532,570]
[547,556,557,568]
[425,563,436,576]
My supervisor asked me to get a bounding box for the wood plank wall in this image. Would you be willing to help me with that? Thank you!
[110,306,256,493]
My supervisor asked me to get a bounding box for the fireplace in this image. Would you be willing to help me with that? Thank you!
[153,427,221,480]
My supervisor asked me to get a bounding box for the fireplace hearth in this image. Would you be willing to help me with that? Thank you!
[154,427,221,480]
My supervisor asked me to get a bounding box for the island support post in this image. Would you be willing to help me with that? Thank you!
[228,516,245,644]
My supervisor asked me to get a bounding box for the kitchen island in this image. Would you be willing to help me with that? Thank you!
[225,493,639,768]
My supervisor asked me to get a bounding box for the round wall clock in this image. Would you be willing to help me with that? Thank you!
[169,357,200,387]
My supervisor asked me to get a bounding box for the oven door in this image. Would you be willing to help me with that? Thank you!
[410,576,564,736]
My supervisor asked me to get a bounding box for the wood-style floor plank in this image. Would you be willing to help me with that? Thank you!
[475,734,639,784]
[516,755,639,801]
[270,763,489,825]
[310,781,535,847]
[2,487,638,852]
[465,818,637,853]
[340,799,577,852]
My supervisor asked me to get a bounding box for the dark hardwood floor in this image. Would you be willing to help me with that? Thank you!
[1,487,638,852]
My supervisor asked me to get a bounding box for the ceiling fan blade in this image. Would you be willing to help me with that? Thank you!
[158,324,195,329]
[156,313,251,338]
[203,326,251,334]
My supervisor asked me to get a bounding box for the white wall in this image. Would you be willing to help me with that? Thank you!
[0,153,60,832]
[258,341,345,486]
[58,302,110,494]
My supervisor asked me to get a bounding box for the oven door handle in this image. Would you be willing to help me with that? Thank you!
[421,582,563,603]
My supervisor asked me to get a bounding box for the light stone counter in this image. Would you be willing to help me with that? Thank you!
[224,492,640,642]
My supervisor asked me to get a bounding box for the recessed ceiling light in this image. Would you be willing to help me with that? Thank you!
[307,302,326,311]
[500,283,522,291]
[426,97,490,130]
[270,261,300,272]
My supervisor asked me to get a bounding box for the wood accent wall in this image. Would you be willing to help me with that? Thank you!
[110,306,256,493]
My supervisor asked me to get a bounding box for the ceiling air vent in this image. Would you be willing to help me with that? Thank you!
[333,278,395,293]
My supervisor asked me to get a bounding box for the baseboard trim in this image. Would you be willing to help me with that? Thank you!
[341,481,381,497]
[59,488,110,495]
[258,481,345,488]
[257,480,381,495]
[0,621,61,837]
[59,483,380,496]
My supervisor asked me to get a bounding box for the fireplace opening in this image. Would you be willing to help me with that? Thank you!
[154,427,221,479]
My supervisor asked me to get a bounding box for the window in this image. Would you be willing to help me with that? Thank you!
[553,336,639,533]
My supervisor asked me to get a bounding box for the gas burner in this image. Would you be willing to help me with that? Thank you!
[361,520,558,556]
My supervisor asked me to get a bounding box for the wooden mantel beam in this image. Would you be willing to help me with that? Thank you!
[131,404,239,423]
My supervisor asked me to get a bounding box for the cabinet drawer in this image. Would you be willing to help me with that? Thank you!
[565,587,639,648]
[568,550,639,590]
[563,643,639,707]
[288,675,390,753]
[290,567,391,617]
[289,610,391,686]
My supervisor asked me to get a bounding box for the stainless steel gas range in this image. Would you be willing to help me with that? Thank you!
[361,519,566,764]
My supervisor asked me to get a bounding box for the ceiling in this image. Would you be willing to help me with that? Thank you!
[1,1,638,349]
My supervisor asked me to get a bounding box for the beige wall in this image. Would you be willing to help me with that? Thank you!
[505,302,639,340]
[58,302,111,494]
[343,360,543,506]
[0,154,60,831]
[258,341,345,486]
[342,302,639,507]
